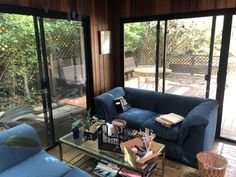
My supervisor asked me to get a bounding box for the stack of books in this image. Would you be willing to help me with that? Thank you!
[155,113,184,127]
[93,161,119,177]
[119,163,157,177]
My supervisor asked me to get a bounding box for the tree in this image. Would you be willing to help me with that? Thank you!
[166,19,212,56]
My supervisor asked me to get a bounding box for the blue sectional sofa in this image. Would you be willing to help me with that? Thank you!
[94,87,218,167]
[0,124,91,177]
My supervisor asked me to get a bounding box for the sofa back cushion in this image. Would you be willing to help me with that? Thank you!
[0,124,41,172]
[94,87,125,122]
[124,87,206,116]
[124,87,161,112]
[155,93,207,116]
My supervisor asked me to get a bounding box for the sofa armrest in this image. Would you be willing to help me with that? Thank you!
[94,87,125,122]
[0,124,41,172]
[178,100,218,144]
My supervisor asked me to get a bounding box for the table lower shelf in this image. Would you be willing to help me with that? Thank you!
[60,144,164,177]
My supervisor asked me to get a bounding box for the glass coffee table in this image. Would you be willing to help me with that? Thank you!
[59,132,165,177]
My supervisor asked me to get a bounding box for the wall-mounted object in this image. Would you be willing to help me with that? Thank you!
[99,31,111,54]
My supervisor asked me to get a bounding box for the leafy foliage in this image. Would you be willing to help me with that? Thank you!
[124,18,221,61]
[124,22,146,53]
[72,109,99,130]
[0,14,82,111]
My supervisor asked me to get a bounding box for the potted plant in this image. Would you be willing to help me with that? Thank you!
[84,109,99,140]
[72,116,83,140]
[72,109,102,140]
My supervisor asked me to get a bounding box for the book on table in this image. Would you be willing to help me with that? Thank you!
[155,113,184,127]
[93,161,119,177]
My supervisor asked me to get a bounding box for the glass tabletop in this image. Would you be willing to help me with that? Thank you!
[59,132,165,173]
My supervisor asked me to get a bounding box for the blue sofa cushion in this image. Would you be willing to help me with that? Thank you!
[142,116,182,142]
[0,124,41,172]
[63,168,91,177]
[94,87,125,122]
[0,151,70,177]
[114,108,156,130]
[154,93,206,116]
[124,87,161,112]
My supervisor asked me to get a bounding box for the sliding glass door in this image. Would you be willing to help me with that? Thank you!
[43,18,87,141]
[220,15,236,141]
[0,11,90,147]
[0,13,54,147]
[123,17,222,99]
[124,21,157,90]
[163,17,213,97]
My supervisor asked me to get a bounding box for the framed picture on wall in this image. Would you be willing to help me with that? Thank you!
[99,31,111,54]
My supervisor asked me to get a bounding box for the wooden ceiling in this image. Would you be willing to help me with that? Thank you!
[0,0,235,96]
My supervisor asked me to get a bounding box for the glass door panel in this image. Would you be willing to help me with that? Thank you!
[220,15,236,141]
[0,13,53,147]
[43,18,87,140]
[164,17,213,98]
[124,21,157,91]
[209,16,224,99]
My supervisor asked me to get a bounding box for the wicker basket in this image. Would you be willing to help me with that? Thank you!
[197,152,228,177]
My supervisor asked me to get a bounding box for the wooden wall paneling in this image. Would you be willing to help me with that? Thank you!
[189,0,200,12]
[207,0,217,9]
[105,0,113,91]
[110,0,121,87]
[158,0,171,15]
[103,54,110,91]
[97,0,105,93]
[30,0,46,10]
[58,0,71,12]
[48,0,59,11]
[103,0,113,92]
[180,0,192,13]
[76,0,89,16]
[103,0,108,30]
[89,0,100,96]
[148,0,159,15]
[131,0,143,17]
[226,0,236,8]
[216,0,226,9]
[0,0,21,6]
[171,0,184,13]
[71,0,77,13]
[19,0,33,7]
[120,0,131,18]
